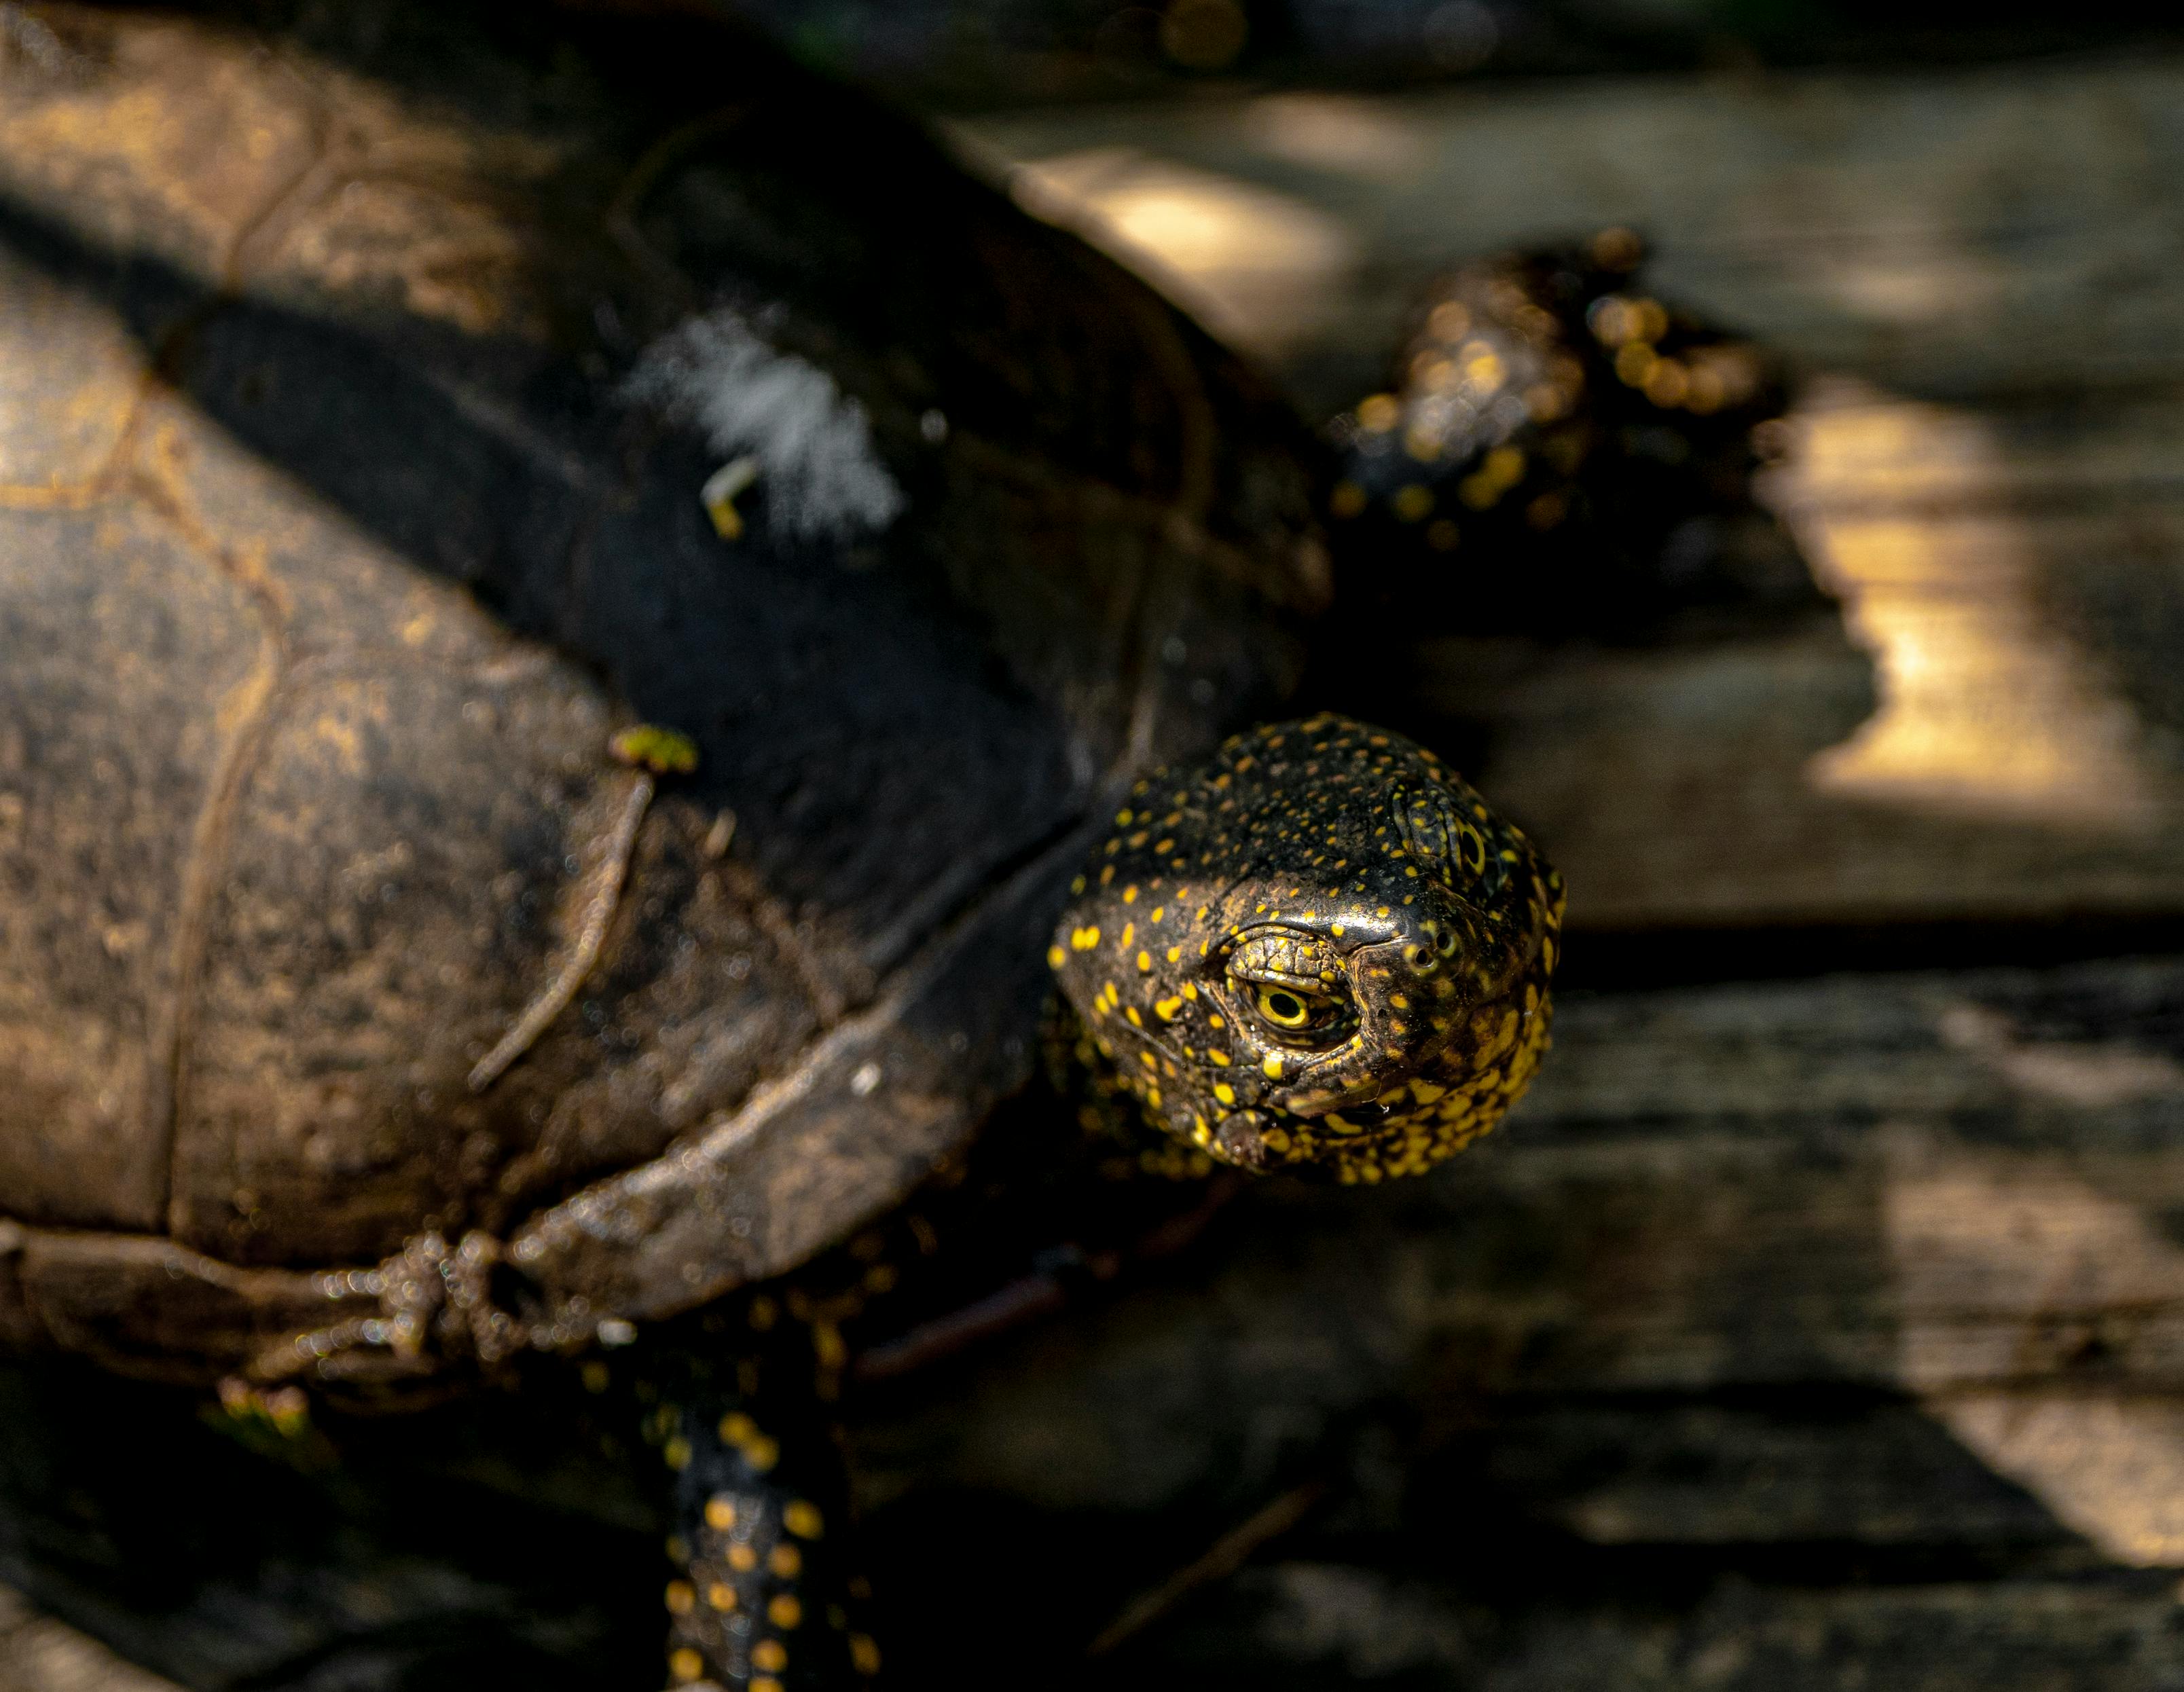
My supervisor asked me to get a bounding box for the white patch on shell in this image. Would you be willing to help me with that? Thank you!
[624,307,905,541]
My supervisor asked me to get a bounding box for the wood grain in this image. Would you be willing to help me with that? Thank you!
[852,953,2184,1682]
[960,69,2184,934]
[0,1588,179,1692]
[956,60,2184,413]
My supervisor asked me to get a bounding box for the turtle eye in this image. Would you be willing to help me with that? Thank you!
[1226,926,1357,1049]
[1247,982,1353,1046]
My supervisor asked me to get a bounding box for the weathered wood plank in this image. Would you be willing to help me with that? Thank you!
[960,71,2184,932]
[0,1587,179,1692]
[955,60,2184,412]
[1154,1568,2184,1690]
[847,955,2184,1679]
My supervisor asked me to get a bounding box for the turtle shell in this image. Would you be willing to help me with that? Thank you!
[0,1,1326,1383]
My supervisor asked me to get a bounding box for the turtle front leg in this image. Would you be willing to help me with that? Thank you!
[654,1388,879,1690]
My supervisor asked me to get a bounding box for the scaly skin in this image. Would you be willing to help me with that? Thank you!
[630,1098,1231,1690]
[1051,713,1563,1181]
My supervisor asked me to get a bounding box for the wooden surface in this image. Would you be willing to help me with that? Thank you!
[958,58,2184,934]
[0,1588,175,1692]
[844,956,2184,1687]
[17,47,2184,1692]
[956,59,2184,411]
[869,56,2184,1691]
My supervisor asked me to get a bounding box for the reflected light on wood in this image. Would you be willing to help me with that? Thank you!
[1810,245,2006,329]
[0,1584,183,1691]
[1886,1127,2184,1566]
[1789,392,2163,832]
[994,147,1356,358]
[1238,93,1430,181]
[1932,1397,2184,1568]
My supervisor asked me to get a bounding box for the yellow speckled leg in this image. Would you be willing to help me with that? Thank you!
[655,1395,877,1690]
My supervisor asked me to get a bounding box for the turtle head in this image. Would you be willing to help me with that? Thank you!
[1049,714,1564,1181]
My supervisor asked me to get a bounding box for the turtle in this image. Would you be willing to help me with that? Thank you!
[1323,228,1819,644]
[0,1,1563,1685]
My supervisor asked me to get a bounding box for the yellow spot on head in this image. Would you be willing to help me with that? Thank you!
[1070,925,1101,951]
[753,1640,789,1673]
[1137,951,1152,972]
[1047,944,1066,970]
[1123,885,1138,904]
[707,1579,737,1610]
[705,1495,738,1531]
[1214,1082,1236,1105]
[769,1594,803,1629]
[669,1647,706,1682]
[1155,996,1183,1020]
[728,1543,759,1572]
[1262,1053,1285,1079]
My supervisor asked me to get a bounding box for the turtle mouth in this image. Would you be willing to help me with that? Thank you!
[1213,1109,1282,1171]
